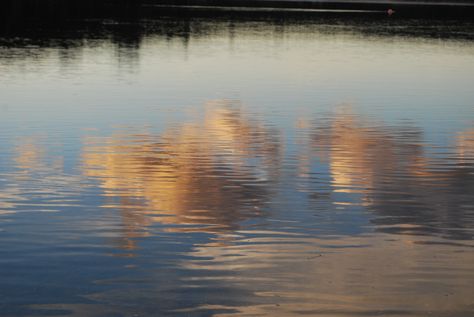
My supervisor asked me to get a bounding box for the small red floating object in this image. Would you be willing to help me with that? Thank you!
[387,8,396,16]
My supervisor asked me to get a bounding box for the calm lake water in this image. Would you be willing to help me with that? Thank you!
[1,14,474,317]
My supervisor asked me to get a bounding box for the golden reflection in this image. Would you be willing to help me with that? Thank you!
[40,233,474,317]
[0,188,22,213]
[2,109,473,317]
[13,136,65,178]
[179,232,474,317]
[0,136,85,215]
[457,128,474,163]
[310,108,430,194]
[308,109,474,240]
[14,136,49,176]
[308,109,474,195]
[81,100,281,248]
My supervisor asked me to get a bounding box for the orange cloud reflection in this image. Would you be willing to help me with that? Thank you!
[81,100,281,246]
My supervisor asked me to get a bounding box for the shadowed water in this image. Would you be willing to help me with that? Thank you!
[1,15,474,317]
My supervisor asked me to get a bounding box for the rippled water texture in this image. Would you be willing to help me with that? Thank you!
[1,16,474,317]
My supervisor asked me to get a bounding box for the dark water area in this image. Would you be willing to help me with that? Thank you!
[1,13,474,317]
[2,0,474,31]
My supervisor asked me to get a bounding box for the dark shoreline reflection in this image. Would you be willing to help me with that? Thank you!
[3,11,474,44]
[2,15,474,86]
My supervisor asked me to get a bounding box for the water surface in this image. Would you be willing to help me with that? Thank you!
[1,15,474,317]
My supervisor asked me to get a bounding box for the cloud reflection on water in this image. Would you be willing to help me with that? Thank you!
[1,14,474,316]
[1,102,473,316]
[309,108,474,240]
[81,100,281,248]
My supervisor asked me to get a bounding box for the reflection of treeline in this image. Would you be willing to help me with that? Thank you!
[0,0,142,35]
[2,0,474,21]
[1,0,141,21]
